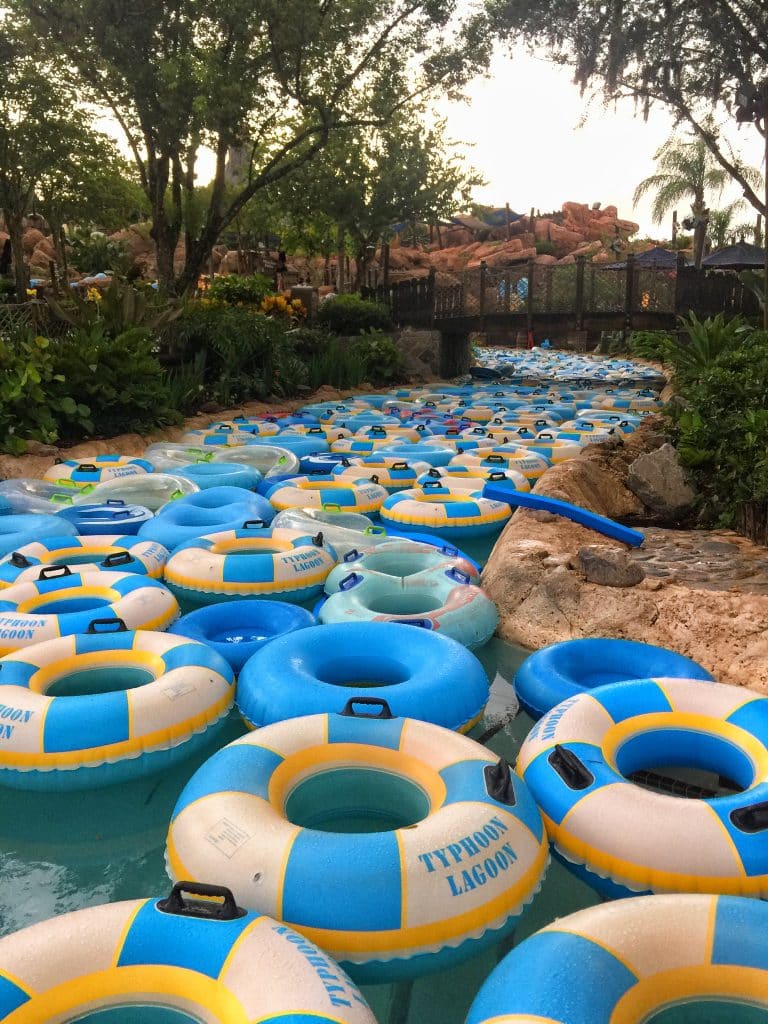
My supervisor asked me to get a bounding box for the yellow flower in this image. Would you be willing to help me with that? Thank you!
[86,287,102,303]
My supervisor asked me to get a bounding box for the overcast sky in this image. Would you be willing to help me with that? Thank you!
[435,46,766,238]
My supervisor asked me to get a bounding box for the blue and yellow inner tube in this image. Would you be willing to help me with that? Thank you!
[167,709,548,983]
[0,625,233,789]
[514,638,714,719]
[264,475,388,516]
[237,621,490,731]
[0,534,169,588]
[518,677,768,898]
[0,514,79,558]
[380,485,511,538]
[43,455,153,486]
[0,884,376,1023]
[467,894,768,1024]
[0,569,179,654]
[163,526,338,605]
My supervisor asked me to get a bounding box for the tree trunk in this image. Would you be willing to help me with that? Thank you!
[336,224,346,293]
[5,209,27,302]
[691,199,708,270]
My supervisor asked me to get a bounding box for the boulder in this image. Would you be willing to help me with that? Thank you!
[576,544,645,587]
[535,254,558,265]
[22,228,44,255]
[626,443,696,521]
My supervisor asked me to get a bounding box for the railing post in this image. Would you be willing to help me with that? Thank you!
[575,255,585,330]
[674,253,686,315]
[624,253,635,331]
[526,257,535,335]
[479,260,487,317]
[428,267,436,327]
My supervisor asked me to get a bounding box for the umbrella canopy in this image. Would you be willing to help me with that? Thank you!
[701,241,767,269]
[605,246,682,270]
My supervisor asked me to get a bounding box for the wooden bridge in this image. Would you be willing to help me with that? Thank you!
[362,254,760,375]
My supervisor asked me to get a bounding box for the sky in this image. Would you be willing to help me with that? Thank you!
[434,46,767,238]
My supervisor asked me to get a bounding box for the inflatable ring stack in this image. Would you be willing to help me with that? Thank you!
[0,623,234,788]
[43,455,153,487]
[163,526,338,605]
[467,894,768,1024]
[319,563,498,649]
[167,707,548,983]
[0,569,179,654]
[0,534,170,587]
[264,475,389,516]
[514,637,714,719]
[237,621,490,732]
[0,884,376,1023]
[380,484,511,539]
[518,676,768,898]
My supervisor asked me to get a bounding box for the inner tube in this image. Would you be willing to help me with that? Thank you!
[264,475,388,516]
[237,621,490,732]
[514,638,714,720]
[175,461,261,491]
[164,526,338,605]
[43,455,153,486]
[0,514,78,558]
[0,624,233,789]
[0,570,179,654]
[54,500,154,535]
[0,534,169,587]
[212,443,300,477]
[137,486,274,550]
[325,539,479,589]
[380,485,511,539]
[69,474,199,512]
[334,458,430,493]
[167,708,548,983]
[170,599,315,673]
[0,884,376,1023]
[467,894,768,1024]
[518,676,768,898]
[319,564,498,649]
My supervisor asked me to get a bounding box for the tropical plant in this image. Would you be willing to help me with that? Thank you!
[306,338,367,392]
[739,270,766,314]
[671,312,748,380]
[707,201,749,250]
[47,280,183,336]
[67,233,130,276]
[0,332,91,452]
[49,324,181,438]
[356,330,407,385]
[628,330,675,362]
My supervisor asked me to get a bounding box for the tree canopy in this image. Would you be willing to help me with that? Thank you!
[11,0,491,292]
[491,0,768,216]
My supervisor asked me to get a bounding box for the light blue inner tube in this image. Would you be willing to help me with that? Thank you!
[248,433,330,457]
[55,501,153,536]
[514,638,714,720]
[0,514,78,557]
[378,526,481,574]
[175,462,261,491]
[170,599,315,673]
[236,621,490,730]
[374,444,455,467]
[137,487,273,550]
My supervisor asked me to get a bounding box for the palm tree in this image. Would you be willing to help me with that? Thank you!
[633,134,729,269]
[708,200,747,249]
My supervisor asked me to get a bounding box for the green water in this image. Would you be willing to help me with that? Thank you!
[0,635,600,1023]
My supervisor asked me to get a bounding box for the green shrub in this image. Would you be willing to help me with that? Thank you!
[671,312,747,381]
[68,233,129,275]
[287,326,332,360]
[628,329,674,362]
[535,240,556,256]
[0,332,91,453]
[356,330,407,386]
[50,325,181,439]
[164,350,208,415]
[670,329,768,527]
[207,273,274,306]
[175,299,289,404]
[307,338,367,391]
[316,293,392,335]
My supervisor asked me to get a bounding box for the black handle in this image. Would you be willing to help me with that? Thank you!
[340,697,394,719]
[548,744,594,790]
[77,463,98,472]
[157,882,246,921]
[9,552,31,568]
[730,800,768,833]
[308,427,324,434]
[422,480,443,490]
[87,617,128,634]
[242,519,266,529]
[106,499,127,507]
[102,551,135,567]
[488,472,507,481]
[37,564,73,580]
[311,532,324,547]
[486,454,504,464]
[340,458,352,467]
[370,474,380,484]
[392,461,408,470]
[484,758,516,806]
[427,467,441,478]
[445,429,460,436]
